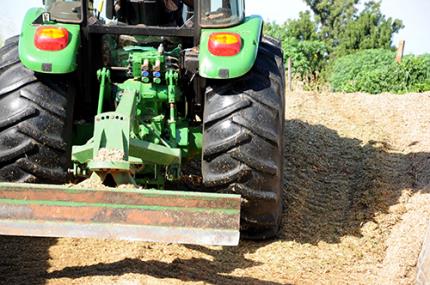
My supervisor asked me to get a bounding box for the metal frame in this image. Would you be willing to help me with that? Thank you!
[87,24,195,37]
[81,0,200,41]
[0,183,241,245]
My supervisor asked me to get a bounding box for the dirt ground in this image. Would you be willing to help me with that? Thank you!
[1,91,430,285]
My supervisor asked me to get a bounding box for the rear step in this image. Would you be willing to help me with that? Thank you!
[0,183,241,246]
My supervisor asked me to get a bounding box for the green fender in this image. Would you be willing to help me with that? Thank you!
[18,8,80,74]
[199,16,263,79]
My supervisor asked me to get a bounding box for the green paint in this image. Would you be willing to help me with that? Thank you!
[72,46,189,185]
[199,16,263,79]
[165,69,179,147]
[88,160,131,171]
[0,182,240,200]
[18,8,80,74]
[72,142,93,164]
[129,138,181,165]
[97,68,111,114]
[92,112,131,159]
[188,127,203,158]
[0,198,239,215]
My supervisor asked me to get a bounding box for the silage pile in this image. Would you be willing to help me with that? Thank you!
[1,91,430,285]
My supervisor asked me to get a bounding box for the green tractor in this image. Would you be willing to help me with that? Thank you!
[0,0,285,246]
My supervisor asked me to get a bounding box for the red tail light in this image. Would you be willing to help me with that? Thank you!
[208,32,242,57]
[34,26,69,51]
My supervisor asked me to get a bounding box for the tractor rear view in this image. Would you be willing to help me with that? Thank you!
[0,0,285,245]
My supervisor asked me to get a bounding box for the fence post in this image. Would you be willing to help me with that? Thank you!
[287,57,292,92]
[396,40,405,63]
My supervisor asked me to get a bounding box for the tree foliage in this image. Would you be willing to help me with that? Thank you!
[304,0,359,51]
[333,1,404,56]
[302,0,403,56]
[263,0,406,90]
[264,21,327,83]
[283,11,318,41]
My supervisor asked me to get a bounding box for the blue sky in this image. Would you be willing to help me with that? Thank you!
[2,0,429,54]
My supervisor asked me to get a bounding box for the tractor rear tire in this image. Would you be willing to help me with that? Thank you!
[0,36,74,183]
[202,36,285,240]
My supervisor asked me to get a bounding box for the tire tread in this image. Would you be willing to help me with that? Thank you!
[0,37,73,183]
[202,36,285,239]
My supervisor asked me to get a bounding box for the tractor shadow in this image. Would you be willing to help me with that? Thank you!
[43,120,430,284]
[0,236,57,285]
[47,246,287,285]
[281,119,430,244]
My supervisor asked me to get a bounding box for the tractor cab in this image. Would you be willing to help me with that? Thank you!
[41,0,245,27]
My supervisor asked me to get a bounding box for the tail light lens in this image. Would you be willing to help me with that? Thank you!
[34,26,69,51]
[208,32,242,57]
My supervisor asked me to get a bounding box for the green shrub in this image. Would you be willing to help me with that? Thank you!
[282,37,328,83]
[264,22,328,85]
[328,49,430,94]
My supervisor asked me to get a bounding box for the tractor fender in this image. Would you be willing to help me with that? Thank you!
[18,8,80,74]
[198,16,263,79]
